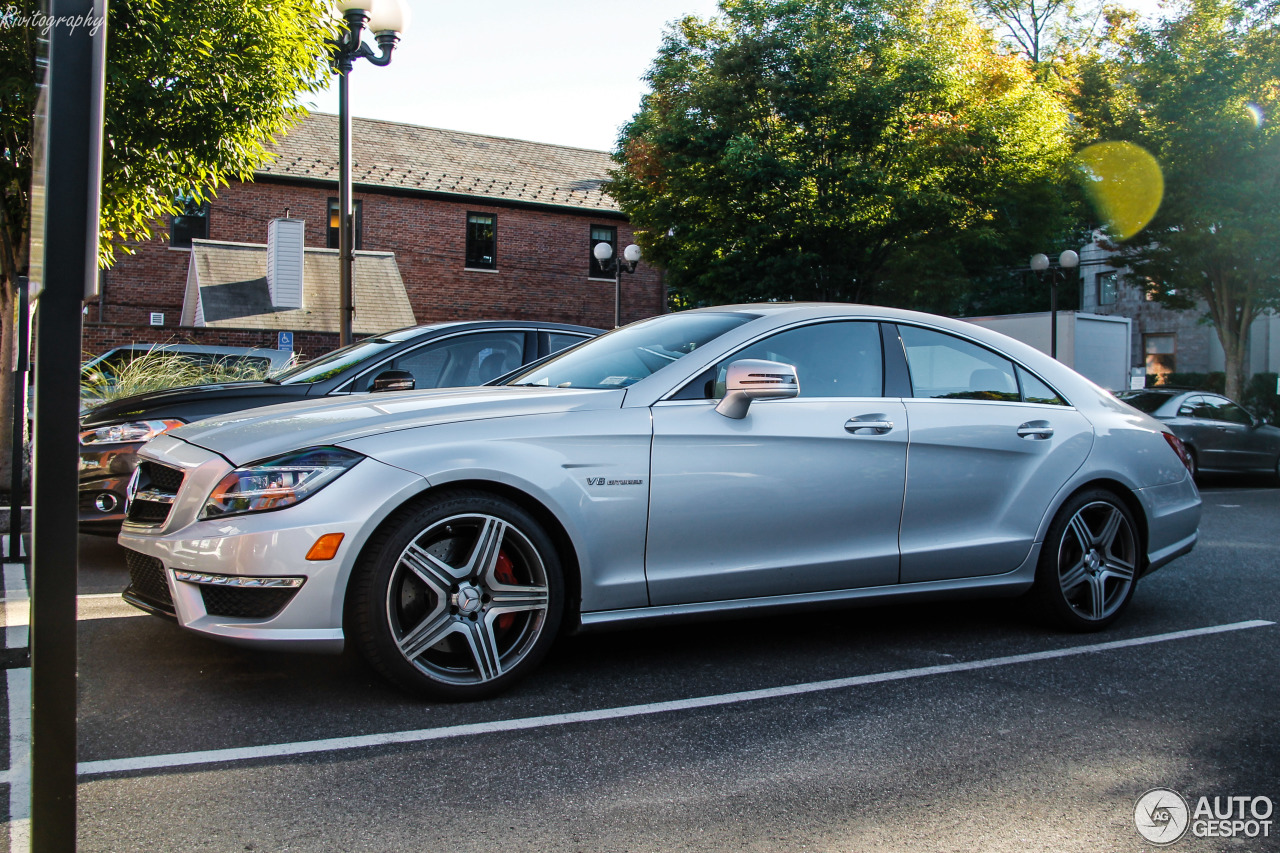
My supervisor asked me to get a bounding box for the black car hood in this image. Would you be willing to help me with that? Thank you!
[80,381,307,426]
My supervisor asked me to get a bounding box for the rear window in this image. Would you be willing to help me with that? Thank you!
[1116,391,1173,414]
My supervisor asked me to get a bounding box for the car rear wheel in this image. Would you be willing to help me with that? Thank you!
[1031,490,1139,631]
[351,490,563,700]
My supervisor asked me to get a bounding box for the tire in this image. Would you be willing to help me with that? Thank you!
[1186,448,1199,480]
[350,490,564,700]
[1030,489,1140,632]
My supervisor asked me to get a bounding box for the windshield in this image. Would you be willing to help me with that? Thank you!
[504,312,756,390]
[271,338,399,385]
[1115,391,1174,414]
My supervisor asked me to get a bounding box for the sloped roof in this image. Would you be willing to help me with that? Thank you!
[257,113,621,213]
[181,239,416,335]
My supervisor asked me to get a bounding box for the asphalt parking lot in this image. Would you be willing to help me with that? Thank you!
[5,480,1280,851]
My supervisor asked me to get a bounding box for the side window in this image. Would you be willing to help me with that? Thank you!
[899,326,1019,402]
[351,331,526,391]
[1180,395,1210,418]
[1016,365,1068,406]
[548,332,590,354]
[1208,397,1251,425]
[676,321,883,400]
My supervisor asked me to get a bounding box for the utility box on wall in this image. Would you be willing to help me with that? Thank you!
[267,218,306,310]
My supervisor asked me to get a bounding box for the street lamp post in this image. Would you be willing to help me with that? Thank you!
[332,0,410,346]
[593,242,642,328]
[1030,249,1080,359]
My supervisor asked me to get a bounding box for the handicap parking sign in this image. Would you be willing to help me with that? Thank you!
[278,331,294,352]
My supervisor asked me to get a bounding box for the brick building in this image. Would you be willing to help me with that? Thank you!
[86,113,664,357]
[1078,237,1280,384]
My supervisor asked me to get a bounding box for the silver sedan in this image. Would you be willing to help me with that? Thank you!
[118,305,1201,699]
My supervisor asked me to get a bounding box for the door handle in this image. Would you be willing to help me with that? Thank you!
[845,416,894,435]
[1017,421,1054,440]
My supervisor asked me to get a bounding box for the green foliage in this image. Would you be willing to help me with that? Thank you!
[81,347,294,405]
[99,0,336,266]
[611,0,1078,311]
[0,0,39,281]
[0,0,335,479]
[1074,0,1280,400]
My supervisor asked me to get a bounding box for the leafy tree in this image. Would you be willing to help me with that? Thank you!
[1075,0,1280,401]
[0,0,334,483]
[974,0,1137,85]
[609,0,1076,312]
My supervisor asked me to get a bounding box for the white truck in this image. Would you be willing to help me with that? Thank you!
[964,311,1132,391]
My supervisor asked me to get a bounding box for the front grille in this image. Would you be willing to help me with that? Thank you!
[141,460,185,492]
[199,585,300,620]
[127,500,172,523]
[123,549,173,611]
[126,460,185,526]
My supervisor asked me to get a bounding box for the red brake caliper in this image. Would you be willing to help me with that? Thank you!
[494,551,517,632]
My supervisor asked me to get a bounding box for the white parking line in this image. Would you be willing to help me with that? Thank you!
[76,594,144,621]
[2,559,30,853]
[75,619,1274,779]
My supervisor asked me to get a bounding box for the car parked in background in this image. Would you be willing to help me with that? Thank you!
[116,304,1200,700]
[1115,388,1280,480]
[79,321,601,532]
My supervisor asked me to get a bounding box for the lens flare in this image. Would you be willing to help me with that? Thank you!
[1245,102,1265,127]
[1076,141,1164,241]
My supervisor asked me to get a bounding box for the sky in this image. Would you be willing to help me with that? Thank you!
[306,0,723,153]
[306,0,1167,154]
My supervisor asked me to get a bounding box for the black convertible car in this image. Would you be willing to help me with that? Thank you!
[79,320,600,532]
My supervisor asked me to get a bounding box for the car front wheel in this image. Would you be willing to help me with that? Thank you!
[1031,490,1140,631]
[351,490,564,700]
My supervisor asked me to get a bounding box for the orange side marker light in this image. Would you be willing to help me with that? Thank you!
[306,532,345,561]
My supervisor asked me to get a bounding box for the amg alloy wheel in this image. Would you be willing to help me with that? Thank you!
[352,491,564,699]
[1032,490,1139,631]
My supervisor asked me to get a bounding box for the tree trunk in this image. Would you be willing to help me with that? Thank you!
[1219,329,1248,404]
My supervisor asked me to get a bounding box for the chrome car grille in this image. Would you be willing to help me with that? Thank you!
[126,460,185,526]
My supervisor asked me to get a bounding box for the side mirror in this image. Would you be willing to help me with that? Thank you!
[715,359,799,419]
[371,369,415,392]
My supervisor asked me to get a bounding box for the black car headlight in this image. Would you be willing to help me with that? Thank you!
[80,419,186,446]
[200,447,364,520]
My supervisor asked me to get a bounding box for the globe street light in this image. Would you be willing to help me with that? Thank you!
[1030,249,1079,359]
[593,241,642,328]
[332,0,410,346]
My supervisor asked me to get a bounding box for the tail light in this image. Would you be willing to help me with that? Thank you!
[1162,431,1193,472]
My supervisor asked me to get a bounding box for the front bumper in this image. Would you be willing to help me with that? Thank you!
[118,437,427,653]
[79,442,143,531]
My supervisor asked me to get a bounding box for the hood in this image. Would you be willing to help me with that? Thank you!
[170,386,625,466]
[81,380,279,425]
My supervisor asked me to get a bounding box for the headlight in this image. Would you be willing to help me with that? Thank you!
[200,447,364,520]
[79,419,186,445]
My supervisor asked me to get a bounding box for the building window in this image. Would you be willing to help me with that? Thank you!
[1144,333,1176,383]
[169,193,209,248]
[1098,272,1118,306]
[589,225,617,278]
[466,213,497,269]
[327,198,362,250]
